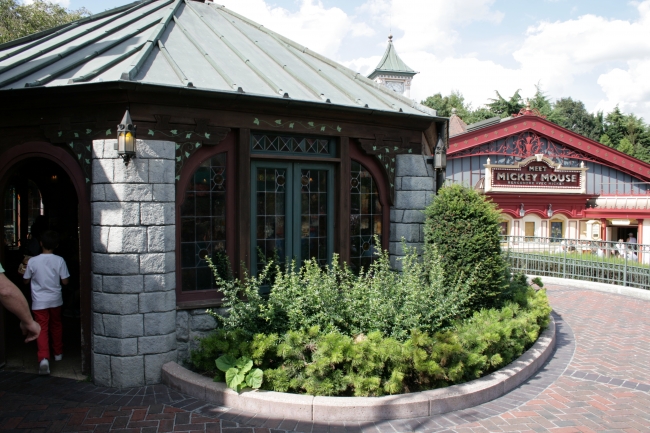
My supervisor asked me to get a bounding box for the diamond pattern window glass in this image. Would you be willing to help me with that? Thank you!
[255,167,287,270]
[350,161,382,272]
[180,153,228,291]
[251,133,333,156]
[300,169,329,266]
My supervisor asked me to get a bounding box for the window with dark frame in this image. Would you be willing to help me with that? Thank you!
[179,153,230,292]
[350,160,383,272]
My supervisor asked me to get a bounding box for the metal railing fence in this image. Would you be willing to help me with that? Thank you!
[501,235,650,290]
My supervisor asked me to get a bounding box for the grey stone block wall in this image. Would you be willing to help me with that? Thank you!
[91,139,177,388]
[390,155,436,270]
[176,308,223,366]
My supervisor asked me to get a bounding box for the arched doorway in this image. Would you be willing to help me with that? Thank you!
[0,143,91,377]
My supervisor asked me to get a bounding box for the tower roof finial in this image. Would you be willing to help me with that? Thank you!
[388,34,393,42]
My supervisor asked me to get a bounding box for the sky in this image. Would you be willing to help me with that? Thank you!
[31,0,650,121]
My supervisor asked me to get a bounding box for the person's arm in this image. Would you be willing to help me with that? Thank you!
[0,273,40,342]
[23,278,30,285]
[59,258,70,286]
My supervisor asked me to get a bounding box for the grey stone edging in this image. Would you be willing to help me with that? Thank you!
[528,275,650,301]
[161,315,555,423]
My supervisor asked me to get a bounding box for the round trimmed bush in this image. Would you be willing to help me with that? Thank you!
[424,183,508,309]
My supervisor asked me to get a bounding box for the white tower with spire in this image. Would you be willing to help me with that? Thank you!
[368,35,417,98]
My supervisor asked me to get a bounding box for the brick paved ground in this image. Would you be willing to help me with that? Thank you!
[1,284,649,432]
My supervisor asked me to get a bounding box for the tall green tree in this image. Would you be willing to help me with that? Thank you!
[421,91,497,124]
[547,97,603,141]
[528,84,553,118]
[0,0,89,44]
[421,90,473,119]
[486,90,525,118]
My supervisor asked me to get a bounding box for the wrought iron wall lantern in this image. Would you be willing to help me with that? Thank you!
[115,110,136,165]
[519,203,525,217]
[547,204,554,217]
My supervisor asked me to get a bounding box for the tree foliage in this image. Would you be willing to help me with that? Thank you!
[0,0,90,44]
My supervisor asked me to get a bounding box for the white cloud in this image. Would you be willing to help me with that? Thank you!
[218,0,355,58]
[508,1,650,118]
[357,0,503,54]
[596,60,650,120]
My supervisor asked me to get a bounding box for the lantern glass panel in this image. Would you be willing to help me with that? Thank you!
[125,132,135,154]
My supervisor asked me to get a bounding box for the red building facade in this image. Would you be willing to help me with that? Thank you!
[447,108,650,254]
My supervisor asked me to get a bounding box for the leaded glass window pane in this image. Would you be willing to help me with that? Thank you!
[251,133,333,156]
[180,153,229,291]
[300,169,328,266]
[350,161,382,272]
[255,168,287,269]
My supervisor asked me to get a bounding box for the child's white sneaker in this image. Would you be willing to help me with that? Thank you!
[54,354,63,361]
[39,359,50,375]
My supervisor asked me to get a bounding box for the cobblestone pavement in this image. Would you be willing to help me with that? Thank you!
[1,284,649,433]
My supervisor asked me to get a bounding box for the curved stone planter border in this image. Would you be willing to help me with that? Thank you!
[162,316,555,422]
[528,275,650,301]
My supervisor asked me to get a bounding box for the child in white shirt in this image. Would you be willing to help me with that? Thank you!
[23,230,69,375]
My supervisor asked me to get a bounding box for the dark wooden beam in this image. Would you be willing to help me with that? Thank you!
[338,137,351,265]
[237,128,251,276]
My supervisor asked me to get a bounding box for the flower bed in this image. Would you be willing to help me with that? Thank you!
[163,315,555,422]
[190,185,552,397]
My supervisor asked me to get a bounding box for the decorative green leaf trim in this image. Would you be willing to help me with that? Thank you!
[253,117,342,133]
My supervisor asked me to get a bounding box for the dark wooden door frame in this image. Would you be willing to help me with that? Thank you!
[0,142,91,375]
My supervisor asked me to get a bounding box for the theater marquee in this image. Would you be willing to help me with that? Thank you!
[484,154,588,194]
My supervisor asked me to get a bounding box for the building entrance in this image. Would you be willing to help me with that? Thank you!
[611,226,638,243]
[0,157,84,379]
[250,162,335,279]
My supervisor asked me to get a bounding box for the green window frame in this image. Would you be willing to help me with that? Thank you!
[250,161,335,278]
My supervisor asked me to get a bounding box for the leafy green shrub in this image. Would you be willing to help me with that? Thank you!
[424,183,509,309]
[206,242,474,341]
[216,355,263,391]
[191,288,551,396]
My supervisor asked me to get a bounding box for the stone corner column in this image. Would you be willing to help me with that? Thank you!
[389,155,435,270]
[91,139,177,388]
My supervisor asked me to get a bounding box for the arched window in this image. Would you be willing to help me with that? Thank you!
[350,161,383,272]
[179,153,229,292]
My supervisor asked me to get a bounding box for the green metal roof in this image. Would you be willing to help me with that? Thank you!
[368,36,416,80]
[0,0,434,116]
